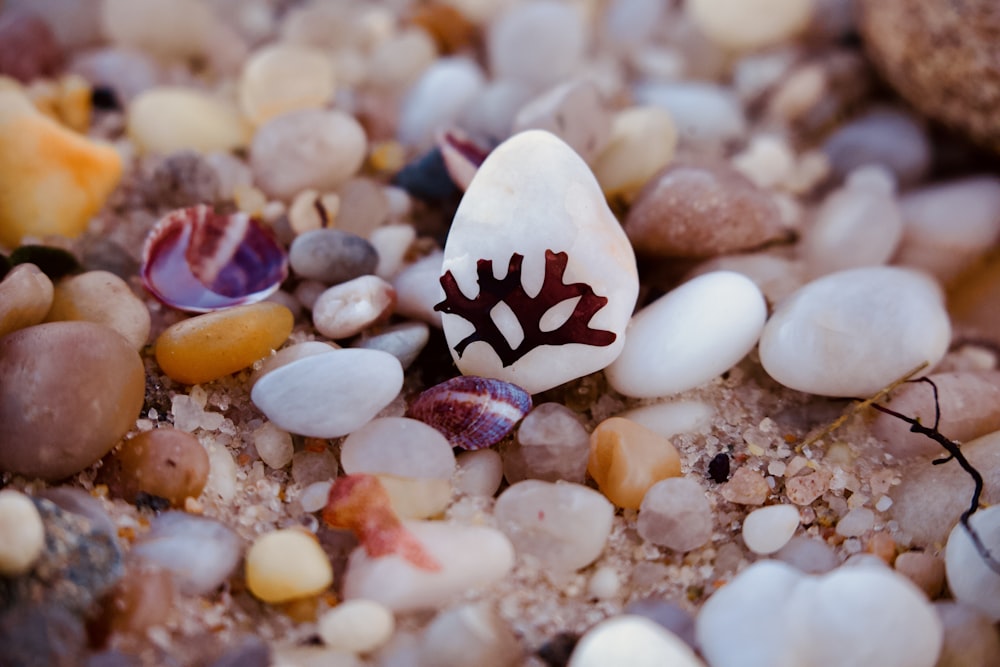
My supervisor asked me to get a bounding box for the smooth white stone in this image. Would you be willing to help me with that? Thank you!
[0,490,45,577]
[633,82,746,147]
[419,603,521,667]
[251,349,403,438]
[896,177,1000,284]
[759,266,951,397]
[775,535,839,574]
[493,480,614,571]
[605,272,766,398]
[439,130,638,394]
[454,449,504,497]
[371,225,416,280]
[504,402,590,484]
[689,253,806,306]
[342,521,515,612]
[686,0,813,52]
[397,57,485,150]
[393,251,444,328]
[618,401,715,438]
[340,417,456,480]
[697,560,943,667]
[587,565,621,600]
[512,80,611,164]
[312,276,395,340]
[569,615,705,667]
[300,480,334,513]
[252,341,339,386]
[637,477,713,552]
[742,505,800,555]
[945,506,1000,620]
[131,512,242,595]
[318,599,395,655]
[253,421,294,470]
[356,322,430,370]
[836,507,874,537]
[488,1,587,91]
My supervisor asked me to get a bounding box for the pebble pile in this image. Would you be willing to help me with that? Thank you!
[2,0,1000,665]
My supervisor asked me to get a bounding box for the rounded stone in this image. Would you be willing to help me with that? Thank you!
[588,417,683,509]
[312,275,395,340]
[0,321,144,480]
[127,86,250,155]
[742,504,800,555]
[0,490,45,576]
[239,44,335,126]
[318,599,395,654]
[45,270,151,350]
[687,0,813,52]
[0,263,54,339]
[569,615,704,667]
[487,1,586,91]
[340,417,456,480]
[100,427,209,506]
[945,506,1000,620]
[637,477,713,552]
[591,106,677,199]
[245,528,333,603]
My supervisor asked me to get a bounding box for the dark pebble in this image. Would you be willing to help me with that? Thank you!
[708,453,731,483]
[536,632,579,667]
[0,603,86,667]
[288,229,378,285]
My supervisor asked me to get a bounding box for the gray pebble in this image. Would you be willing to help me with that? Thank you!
[356,321,429,370]
[289,229,378,285]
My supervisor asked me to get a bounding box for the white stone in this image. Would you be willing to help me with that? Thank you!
[0,490,45,577]
[493,480,614,571]
[823,108,931,188]
[689,253,806,306]
[397,57,485,150]
[393,251,444,327]
[512,80,611,164]
[127,87,250,155]
[633,82,746,147]
[371,225,416,280]
[605,272,766,398]
[439,130,638,394]
[504,402,590,484]
[253,421,294,469]
[697,559,943,667]
[945,506,1000,620]
[686,0,813,52]
[239,44,336,126]
[251,349,403,438]
[103,0,215,60]
[591,105,677,199]
[836,507,874,537]
[742,505,800,555]
[318,599,395,654]
[419,603,521,667]
[313,276,395,340]
[356,322,429,371]
[252,341,339,386]
[460,80,534,143]
[602,0,666,55]
[131,512,242,595]
[488,1,587,91]
[637,477,713,552]
[587,566,621,600]
[759,266,951,397]
[342,521,515,612]
[455,449,504,497]
[618,401,715,438]
[340,417,456,480]
[300,481,334,513]
[569,615,705,667]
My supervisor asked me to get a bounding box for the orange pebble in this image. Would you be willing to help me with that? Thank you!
[587,417,682,509]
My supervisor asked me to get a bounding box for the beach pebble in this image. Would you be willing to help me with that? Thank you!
[0,490,45,576]
[637,477,713,552]
[318,600,395,655]
[569,615,705,667]
[251,109,367,200]
[313,276,395,339]
[0,264,54,338]
[945,505,1000,619]
[239,44,335,126]
[455,449,504,497]
[624,160,784,258]
[69,46,160,103]
[341,521,515,612]
[438,130,638,394]
[397,57,485,150]
[605,272,766,398]
[366,27,437,91]
[45,270,150,350]
[420,603,521,667]
[775,536,839,574]
[356,321,429,370]
[289,229,378,285]
[895,551,945,599]
[0,321,144,480]
[252,341,339,385]
[512,80,611,164]
[377,475,452,520]
[253,421,294,470]
[591,106,677,199]
[690,252,806,307]
[742,504,800,554]
[799,167,903,276]
[0,88,121,247]
[617,401,715,439]
[392,251,444,327]
[341,417,456,480]
[493,480,614,571]
[696,559,943,667]
[719,467,770,505]
[759,267,950,397]
[0,11,61,82]
[291,450,339,487]
[686,0,813,51]
[251,349,403,438]
[246,528,333,603]
[371,224,416,279]
[504,403,590,484]
[823,108,931,187]
[836,507,875,537]
[588,417,682,509]
[100,427,209,506]
[131,511,242,595]
[934,601,1000,667]
[127,87,250,155]
[460,79,534,143]
[155,303,294,385]
[102,0,214,60]
[334,178,391,239]
[488,1,586,91]
[634,82,746,147]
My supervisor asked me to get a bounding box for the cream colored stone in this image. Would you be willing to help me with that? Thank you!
[0,490,45,576]
[127,87,251,155]
[246,528,333,603]
[239,44,336,126]
[0,264,53,338]
[46,270,150,350]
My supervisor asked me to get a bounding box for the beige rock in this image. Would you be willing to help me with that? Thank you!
[0,264,53,338]
[246,528,333,603]
[127,87,251,155]
[0,490,45,576]
[592,106,677,200]
[239,44,336,126]
[46,270,150,350]
[719,467,769,505]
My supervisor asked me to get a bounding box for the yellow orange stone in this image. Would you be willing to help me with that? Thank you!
[155,302,293,385]
[587,417,682,509]
[0,88,122,248]
[245,528,333,603]
[46,270,151,350]
[0,264,54,338]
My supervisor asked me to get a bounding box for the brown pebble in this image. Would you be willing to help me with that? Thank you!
[45,270,151,350]
[0,321,144,480]
[0,263,54,338]
[102,561,176,636]
[100,427,209,506]
[719,467,769,506]
[865,532,897,565]
[894,550,945,599]
[409,3,478,54]
[0,11,62,83]
[623,159,785,259]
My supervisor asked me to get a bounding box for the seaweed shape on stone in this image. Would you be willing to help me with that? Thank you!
[435,249,616,367]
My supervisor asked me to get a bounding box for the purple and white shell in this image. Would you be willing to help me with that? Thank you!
[140,205,288,312]
[405,375,532,450]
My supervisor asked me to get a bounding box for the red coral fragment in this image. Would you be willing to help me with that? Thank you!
[434,249,616,367]
[322,474,441,572]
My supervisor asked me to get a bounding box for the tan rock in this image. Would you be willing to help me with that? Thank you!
[0,264,53,338]
[46,270,151,350]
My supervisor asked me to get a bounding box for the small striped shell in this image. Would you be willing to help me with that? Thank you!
[405,376,532,450]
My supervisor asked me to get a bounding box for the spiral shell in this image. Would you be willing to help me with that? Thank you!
[405,376,532,450]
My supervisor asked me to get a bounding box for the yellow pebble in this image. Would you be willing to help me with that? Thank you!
[0,264,54,338]
[155,302,293,385]
[0,88,122,248]
[587,417,682,509]
[245,528,333,603]
[369,140,407,174]
[0,489,45,577]
[46,270,151,350]
[55,74,93,133]
[376,474,452,519]
[127,86,251,155]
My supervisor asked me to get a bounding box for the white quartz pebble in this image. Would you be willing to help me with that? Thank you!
[512,79,611,164]
[606,272,766,398]
[300,481,334,513]
[634,82,746,147]
[759,266,951,397]
[312,276,396,340]
[356,321,429,371]
[127,87,250,155]
[686,0,813,52]
[742,505,800,555]
[493,480,614,571]
[239,44,335,126]
[618,401,715,439]
[319,600,395,654]
[945,506,1000,620]
[131,512,242,595]
[588,566,621,600]
[342,521,514,612]
[419,603,521,667]
[251,349,403,438]
[569,615,706,667]
[392,251,444,327]
[504,402,591,484]
[371,225,417,280]
[488,1,587,91]
[455,449,504,497]
[591,106,677,199]
[397,57,485,150]
[340,417,456,480]
[637,478,713,552]
[252,421,294,470]
[0,490,45,576]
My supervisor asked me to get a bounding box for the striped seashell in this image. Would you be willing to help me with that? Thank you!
[140,205,288,312]
[405,375,532,450]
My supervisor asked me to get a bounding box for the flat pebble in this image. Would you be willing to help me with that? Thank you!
[606,272,766,398]
[512,79,611,164]
[127,87,250,155]
[493,480,614,571]
[252,341,338,386]
[397,57,485,150]
[823,108,930,188]
[617,401,715,438]
[945,505,1000,619]
[155,302,293,385]
[318,599,395,655]
[391,251,444,327]
[45,270,150,350]
[251,349,403,438]
[0,490,45,576]
[251,110,367,200]
[341,521,515,612]
[0,321,144,480]
[340,417,456,480]
[420,603,521,667]
[239,44,335,126]
[454,449,504,496]
[253,422,294,470]
[934,601,1000,667]
[759,267,950,397]
[588,417,682,509]
[246,528,333,603]
[504,402,591,484]
[100,427,209,506]
[687,0,812,51]
[637,477,713,552]
[0,264,54,338]
[131,511,242,595]
[624,160,784,258]
[356,321,429,370]
[313,276,395,339]
[569,615,705,667]
[289,228,379,286]
[488,1,586,91]
[634,82,746,147]
[591,106,677,199]
[742,504,800,554]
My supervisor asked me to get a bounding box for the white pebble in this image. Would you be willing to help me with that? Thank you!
[823,108,931,188]
[618,401,715,438]
[689,252,807,306]
[633,82,746,147]
[569,615,705,667]
[355,321,430,371]
[397,57,485,150]
[742,505,800,555]
[775,535,839,574]
[504,402,591,484]
[313,276,396,339]
[945,506,1000,620]
[253,421,294,469]
[637,477,713,552]
[392,251,444,327]
[587,566,621,600]
[252,341,339,386]
[239,43,335,126]
[836,507,875,537]
[605,272,766,398]
[488,1,586,91]
[371,225,416,280]
[455,449,504,497]
[319,599,395,655]
[512,79,611,164]
[127,87,249,155]
[591,105,677,199]
[0,490,45,576]
[419,603,520,667]
[686,0,813,52]
[340,417,456,480]
[299,480,334,513]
